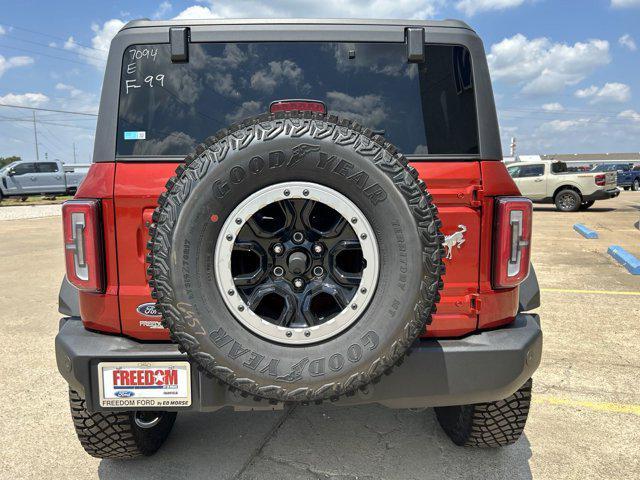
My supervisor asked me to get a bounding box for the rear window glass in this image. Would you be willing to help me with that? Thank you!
[117,42,478,157]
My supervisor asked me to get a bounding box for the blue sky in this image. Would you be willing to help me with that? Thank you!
[0,0,638,162]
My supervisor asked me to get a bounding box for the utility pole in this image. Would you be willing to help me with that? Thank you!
[73,142,77,163]
[33,111,40,162]
[510,137,517,157]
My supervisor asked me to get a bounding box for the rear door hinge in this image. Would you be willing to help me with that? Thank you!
[170,27,190,63]
[470,185,484,208]
[405,27,425,63]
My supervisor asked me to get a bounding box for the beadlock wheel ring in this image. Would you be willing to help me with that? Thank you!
[214,182,379,345]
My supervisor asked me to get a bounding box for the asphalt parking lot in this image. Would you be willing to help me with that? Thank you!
[0,192,638,480]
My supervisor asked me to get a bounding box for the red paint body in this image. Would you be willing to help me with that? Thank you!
[74,160,523,340]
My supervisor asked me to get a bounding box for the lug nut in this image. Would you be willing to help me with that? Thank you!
[351,217,358,224]
[313,243,323,254]
[293,278,304,289]
[273,243,284,255]
[292,232,304,244]
[313,266,324,277]
[360,233,367,240]
[303,189,309,196]
[304,331,311,337]
[273,266,284,277]
[235,217,242,225]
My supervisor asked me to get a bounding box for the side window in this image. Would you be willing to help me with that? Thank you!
[37,162,59,173]
[520,165,544,178]
[12,163,36,175]
[507,166,521,178]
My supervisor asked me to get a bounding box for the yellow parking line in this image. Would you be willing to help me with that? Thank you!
[534,396,640,416]
[540,288,640,296]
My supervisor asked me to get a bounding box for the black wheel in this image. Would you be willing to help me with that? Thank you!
[435,379,532,447]
[623,187,630,191]
[69,389,177,459]
[580,200,595,210]
[554,189,581,212]
[633,179,640,191]
[148,111,445,403]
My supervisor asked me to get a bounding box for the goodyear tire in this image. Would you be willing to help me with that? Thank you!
[148,112,444,403]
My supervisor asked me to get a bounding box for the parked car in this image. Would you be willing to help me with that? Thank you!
[55,18,542,459]
[0,160,89,200]
[591,163,640,191]
[507,160,619,211]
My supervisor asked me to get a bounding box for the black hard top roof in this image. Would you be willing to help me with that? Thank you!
[121,17,474,32]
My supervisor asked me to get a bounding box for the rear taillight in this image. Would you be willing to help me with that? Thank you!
[62,199,104,293]
[595,174,606,186]
[493,197,532,289]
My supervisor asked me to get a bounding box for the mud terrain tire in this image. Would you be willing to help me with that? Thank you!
[148,112,444,403]
[69,390,177,459]
[435,378,532,447]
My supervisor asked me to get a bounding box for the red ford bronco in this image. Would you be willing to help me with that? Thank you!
[55,18,542,458]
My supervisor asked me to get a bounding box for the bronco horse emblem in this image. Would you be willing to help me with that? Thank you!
[443,225,467,260]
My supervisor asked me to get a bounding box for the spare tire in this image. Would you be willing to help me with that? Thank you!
[148,112,444,403]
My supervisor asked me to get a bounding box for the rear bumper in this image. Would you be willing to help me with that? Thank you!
[55,314,542,412]
[583,188,620,201]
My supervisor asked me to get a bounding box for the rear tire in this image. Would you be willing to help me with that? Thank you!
[69,389,177,459]
[554,189,581,212]
[580,200,595,210]
[435,378,532,447]
[633,179,640,191]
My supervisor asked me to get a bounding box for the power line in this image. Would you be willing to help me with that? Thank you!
[0,23,108,52]
[0,103,98,116]
[2,34,107,62]
[0,43,105,66]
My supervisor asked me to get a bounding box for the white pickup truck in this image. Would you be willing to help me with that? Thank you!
[506,160,619,211]
[0,160,89,200]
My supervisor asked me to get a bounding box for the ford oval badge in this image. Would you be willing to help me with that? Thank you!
[137,302,161,317]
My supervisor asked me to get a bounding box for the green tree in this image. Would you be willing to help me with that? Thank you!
[0,156,21,169]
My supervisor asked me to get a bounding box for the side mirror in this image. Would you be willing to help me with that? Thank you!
[7,169,15,176]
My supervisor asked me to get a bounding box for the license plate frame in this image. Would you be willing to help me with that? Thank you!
[97,361,191,408]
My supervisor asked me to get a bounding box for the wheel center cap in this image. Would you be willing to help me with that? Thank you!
[287,251,309,274]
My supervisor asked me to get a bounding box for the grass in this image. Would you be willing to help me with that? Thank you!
[0,195,73,207]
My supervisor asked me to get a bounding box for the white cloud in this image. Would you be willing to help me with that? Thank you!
[0,92,49,107]
[175,1,440,20]
[53,83,99,114]
[539,118,592,132]
[542,102,564,112]
[174,5,219,19]
[611,0,640,7]
[618,34,637,51]
[226,100,263,123]
[250,60,304,93]
[326,91,387,127]
[574,83,631,104]
[153,1,172,19]
[0,55,34,78]
[64,19,125,69]
[456,0,526,16]
[575,85,599,98]
[55,83,83,97]
[618,109,640,123]
[487,34,610,95]
[0,25,6,35]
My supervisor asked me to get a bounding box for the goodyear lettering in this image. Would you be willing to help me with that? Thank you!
[208,328,380,380]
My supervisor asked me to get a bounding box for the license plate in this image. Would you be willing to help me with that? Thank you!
[98,361,191,408]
